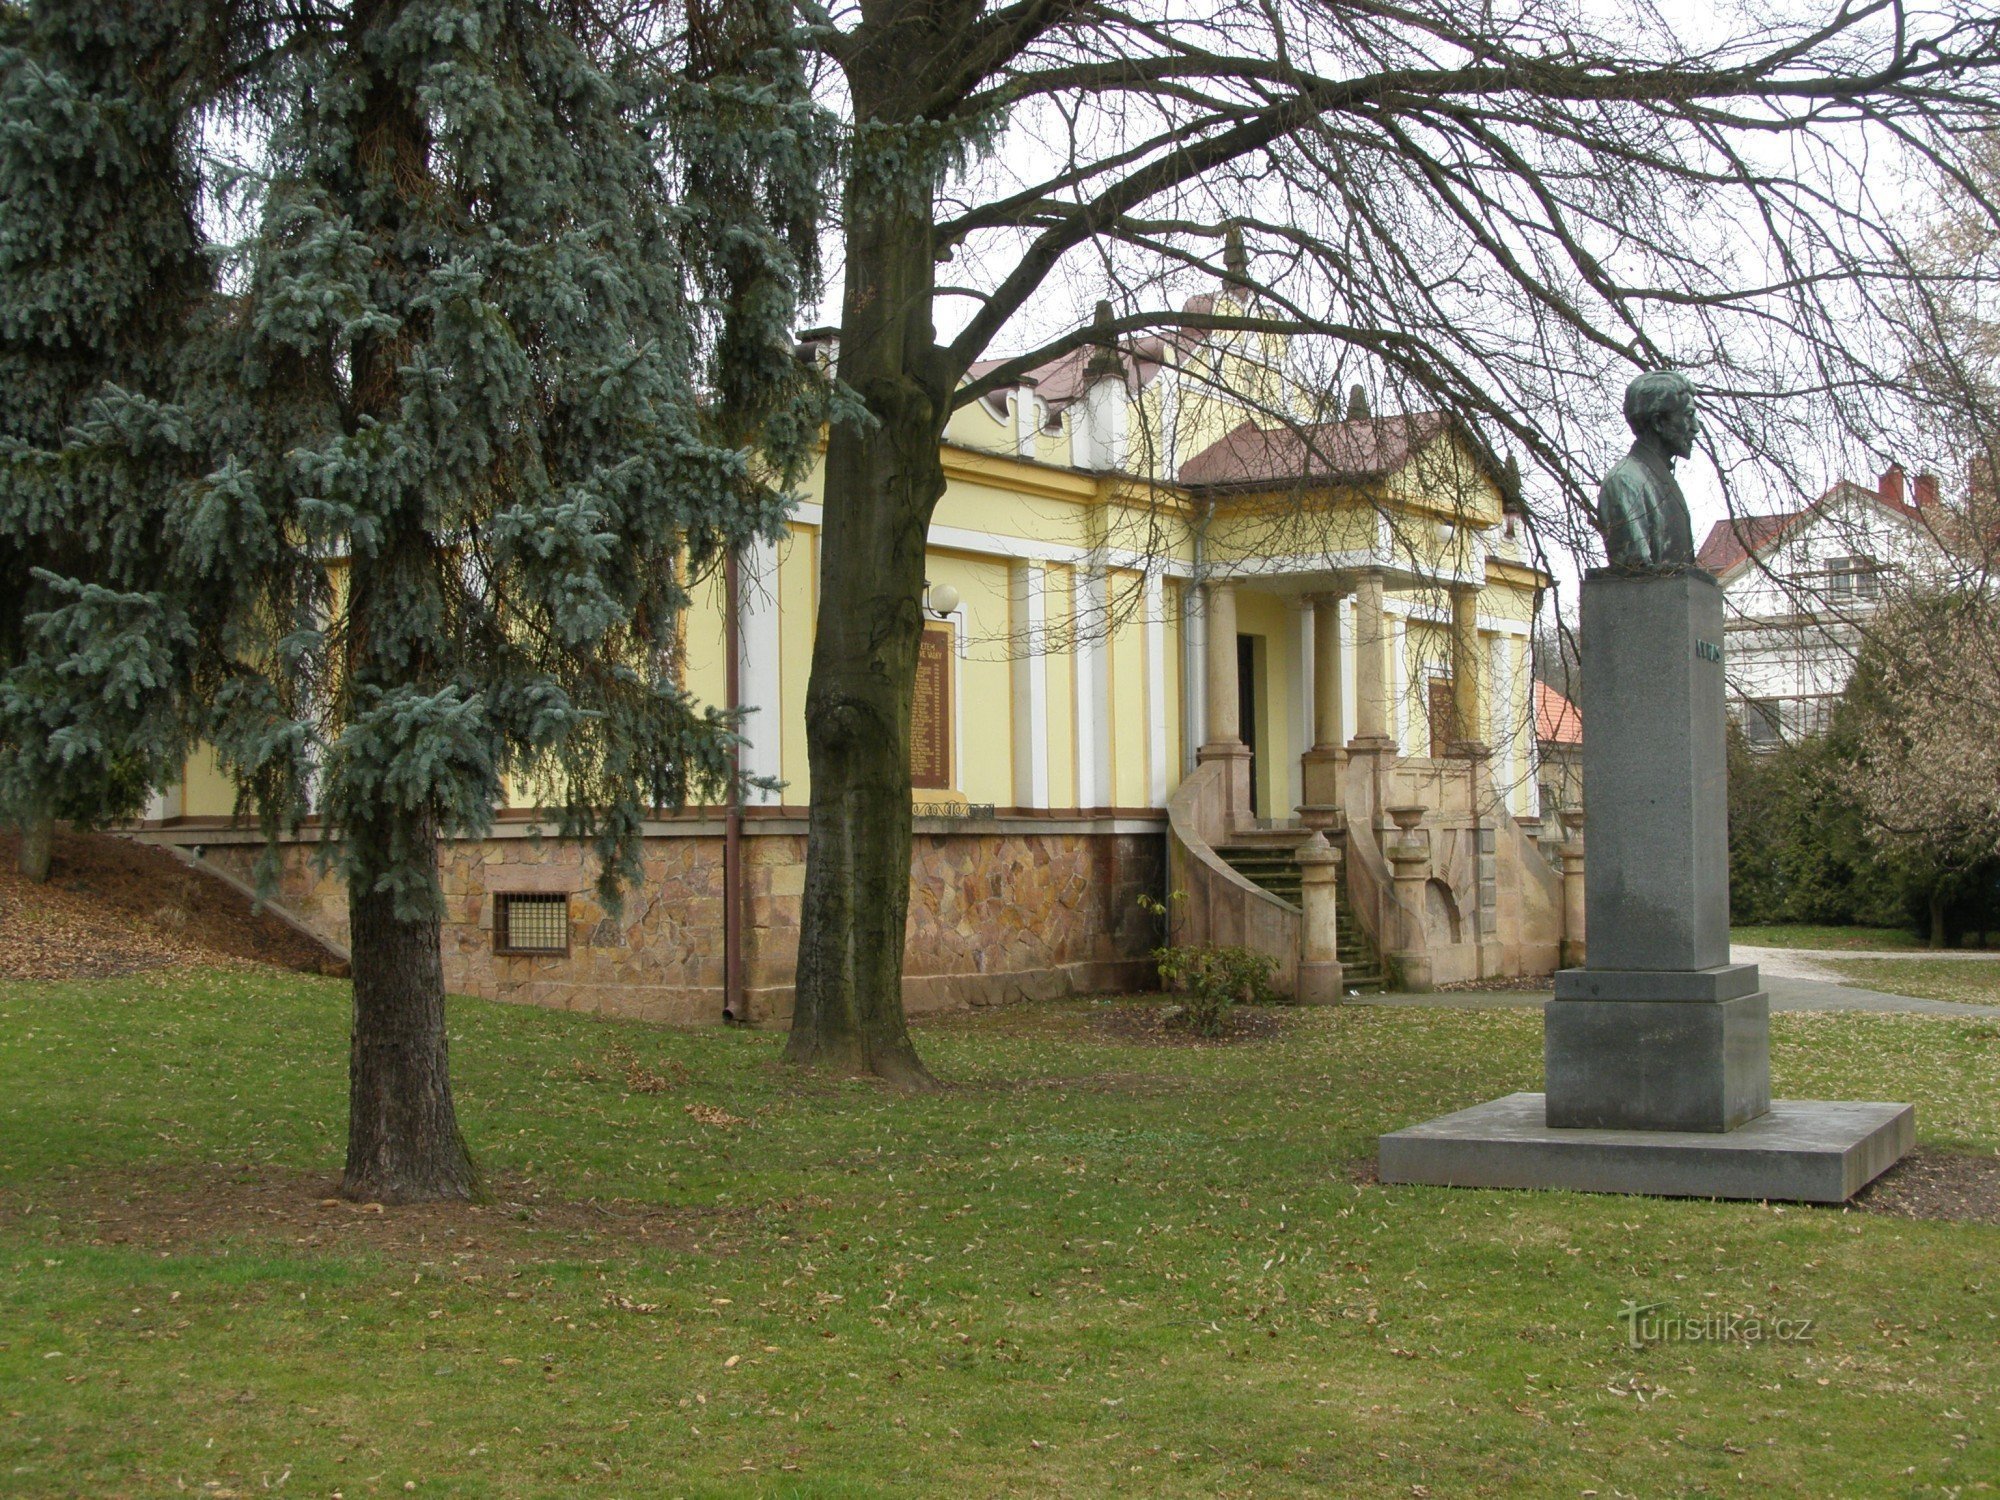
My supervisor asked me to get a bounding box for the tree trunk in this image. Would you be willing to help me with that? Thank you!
[17,809,53,883]
[785,175,946,1087]
[341,819,476,1202]
[1929,890,1947,950]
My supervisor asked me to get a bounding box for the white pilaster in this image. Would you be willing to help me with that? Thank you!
[1288,599,1312,816]
[1145,571,1170,807]
[1492,635,1523,814]
[1185,582,1208,767]
[1010,562,1051,809]
[737,534,785,804]
[1074,567,1112,808]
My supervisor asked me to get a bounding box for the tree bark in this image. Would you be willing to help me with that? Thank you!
[785,165,947,1087]
[329,28,474,1200]
[17,809,53,883]
[341,818,476,1202]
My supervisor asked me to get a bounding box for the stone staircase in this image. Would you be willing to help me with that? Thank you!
[1211,835,1386,994]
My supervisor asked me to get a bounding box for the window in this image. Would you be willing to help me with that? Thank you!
[1827,555,1880,600]
[1743,698,1784,748]
[494,893,570,955]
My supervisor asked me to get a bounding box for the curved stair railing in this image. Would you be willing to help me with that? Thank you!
[1164,760,1302,996]
[1165,760,1389,997]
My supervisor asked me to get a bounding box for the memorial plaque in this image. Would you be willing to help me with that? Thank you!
[911,624,952,790]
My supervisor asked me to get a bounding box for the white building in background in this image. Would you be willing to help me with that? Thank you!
[1697,464,1962,745]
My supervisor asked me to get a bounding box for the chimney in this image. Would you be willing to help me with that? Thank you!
[1074,301,1128,472]
[1915,471,1941,509]
[1013,375,1041,459]
[1222,223,1250,290]
[1878,463,1906,509]
[794,326,839,374]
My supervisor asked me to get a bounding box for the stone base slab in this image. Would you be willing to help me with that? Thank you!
[1546,994,1771,1131]
[1378,1093,1914,1203]
[1555,963,1760,1003]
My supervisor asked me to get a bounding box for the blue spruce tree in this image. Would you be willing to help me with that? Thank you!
[0,0,830,1200]
[0,2,214,879]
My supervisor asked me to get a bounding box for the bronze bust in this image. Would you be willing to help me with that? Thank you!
[1598,370,1699,570]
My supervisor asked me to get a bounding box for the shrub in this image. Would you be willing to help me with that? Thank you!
[1152,943,1278,1035]
[1137,889,1279,1034]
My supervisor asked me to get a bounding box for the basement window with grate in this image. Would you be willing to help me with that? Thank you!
[494,893,571,956]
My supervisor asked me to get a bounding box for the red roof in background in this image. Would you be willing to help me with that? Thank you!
[1694,511,1804,575]
[1694,475,1945,578]
[966,295,1217,424]
[1535,680,1582,746]
[1178,412,1451,490]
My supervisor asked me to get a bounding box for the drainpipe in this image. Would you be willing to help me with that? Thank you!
[722,547,746,1024]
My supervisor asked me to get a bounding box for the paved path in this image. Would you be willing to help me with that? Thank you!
[1733,943,2000,984]
[1368,974,2000,1020]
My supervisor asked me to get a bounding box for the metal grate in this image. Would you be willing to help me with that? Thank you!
[495,893,569,955]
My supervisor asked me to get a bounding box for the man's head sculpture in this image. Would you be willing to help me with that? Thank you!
[1623,369,1701,461]
[1598,370,1700,570]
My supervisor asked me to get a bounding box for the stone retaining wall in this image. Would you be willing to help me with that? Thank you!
[187,822,1164,1025]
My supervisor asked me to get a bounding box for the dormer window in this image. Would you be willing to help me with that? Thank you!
[1827,555,1880,600]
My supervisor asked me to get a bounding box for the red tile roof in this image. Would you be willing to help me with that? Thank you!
[1534,681,1582,746]
[1694,476,1942,579]
[1694,511,1803,576]
[1178,412,1451,490]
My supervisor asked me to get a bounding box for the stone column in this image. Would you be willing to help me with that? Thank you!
[1313,591,1343,749]
[1196,578,1253,823]
[1300,583,1349,826]
[1448,583,1488,755]
[1385,803,1433,992]
[1201,580,1240,746]
[1558,805,1586,969]
[1294,830,1344,1003]
[1349,569,1393,750]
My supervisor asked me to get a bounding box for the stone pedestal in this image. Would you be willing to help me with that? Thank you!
[1385,804,1432,994]
[1545,991,1770,1132]
[1294,831,1344,1005]
[1299,746,1344,821]
[1378,569,1911,1202]
[1546,571,1766,1130]
[1577,570,1729,973]
[1196,741,1254,829]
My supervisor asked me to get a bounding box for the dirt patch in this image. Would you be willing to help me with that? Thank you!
[1850,1148,2000,1225]
[0,829,343,981]
[1090,1000,1291,1046]
[0,1162,758,1264]
[1437,974,1555,994]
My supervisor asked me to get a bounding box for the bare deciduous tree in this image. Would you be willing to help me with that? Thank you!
[786,0,2000,1083]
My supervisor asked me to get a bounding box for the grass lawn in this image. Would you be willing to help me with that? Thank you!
[4,971,2000,1497]
[1829,959,2000,1008]
[1731,923,1935,952]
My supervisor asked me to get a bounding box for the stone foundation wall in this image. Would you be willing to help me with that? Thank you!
[188,820,1164,1025]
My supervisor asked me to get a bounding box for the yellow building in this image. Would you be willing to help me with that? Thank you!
[141,297,1567,1020]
